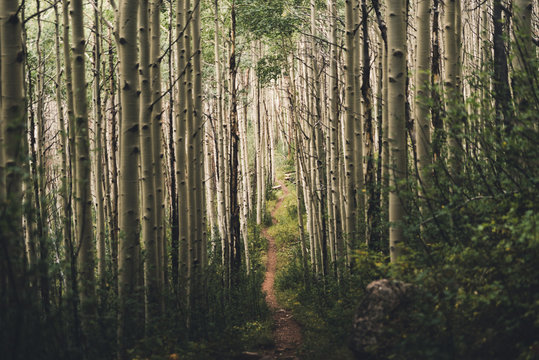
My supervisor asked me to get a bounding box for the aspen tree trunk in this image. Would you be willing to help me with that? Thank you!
[93,3,106,290]
[62,0,77,250]
[344,0,357,262]
[512,0,533,110]
[492,0,512,131]
[192,0,206,271]
[167,0,179,293]
[371,0,389,248]
[176,0,190,299]
[213,0,229,278]
[117,0,141,356]
[139,0,159,328]
[71,0,97,326]
[0,0,27,325]
[0,21,3,204]
[229,0,242,279]
[443,0,462,173]
[255,58,263,225]
[35,3,50,311]
[328,0,342,268]
[360,0,378,249]
[150,0,165,293]
[108,30,120,288]
[204,128,217,238]
[238,99,251,274]
[287,63,309,280]
[387,0,407,262]
[431,0,443,161]
[184,0,196,300]
[311,0,328,277]
[415,0,431,211]
[353,0,365,241]
[53,3,72,295]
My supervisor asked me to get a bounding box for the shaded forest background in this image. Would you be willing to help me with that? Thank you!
[0,0,538,359]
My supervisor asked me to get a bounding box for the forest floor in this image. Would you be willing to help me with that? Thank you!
[260,179,302,360]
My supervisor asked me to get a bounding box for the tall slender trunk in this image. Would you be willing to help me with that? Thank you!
[150,0,165,297]
[415,0,432,216]
[93,1,106,293]
[443,0,462,173]
[387,0,407,262]
[70,0,96,327]
[176,0,189,303]
[229,0,242,281]
[117,0,141,356]
[344,0,357,264]
[139,0,159,329]
[0,2,27,354]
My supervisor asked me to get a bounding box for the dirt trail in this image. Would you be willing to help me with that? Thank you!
[261,179,302,360]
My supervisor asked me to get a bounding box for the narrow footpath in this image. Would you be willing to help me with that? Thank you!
[261,179,302,360]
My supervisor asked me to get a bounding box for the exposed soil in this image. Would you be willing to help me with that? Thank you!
[260,179,302,360]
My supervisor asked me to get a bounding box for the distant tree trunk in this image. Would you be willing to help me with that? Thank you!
[70,0,96,327]
[117,0,141,356]
[387,0,407,262]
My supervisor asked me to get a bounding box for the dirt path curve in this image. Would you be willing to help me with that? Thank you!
[261,179,302,360]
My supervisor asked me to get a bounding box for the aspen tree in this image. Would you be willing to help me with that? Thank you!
[512,0,533,110]
[238,96,251,273]
[165,0,179,294]
[107,29,120,287]
[415,0,432,205]
[1,0,26,312]
[70,0,96,323]
[139,0,159,327]
[53,3,72,290]
[93,2,106,289]
[184,0,196,297]
[192,0,206,271]
[328,0,342,268]
[360,0,378,249]
[443,0,462,173]
[117,0,141,356]
[0,21,3,205]
[176,0,189,298]
[353,0,365,241]
[387,0,407,262]
[431,0,443,161]
[150,0,166,291]
[35,2,50,311]
[229,0,242,278]
[344,0,357,262]
[213,0,230,277]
